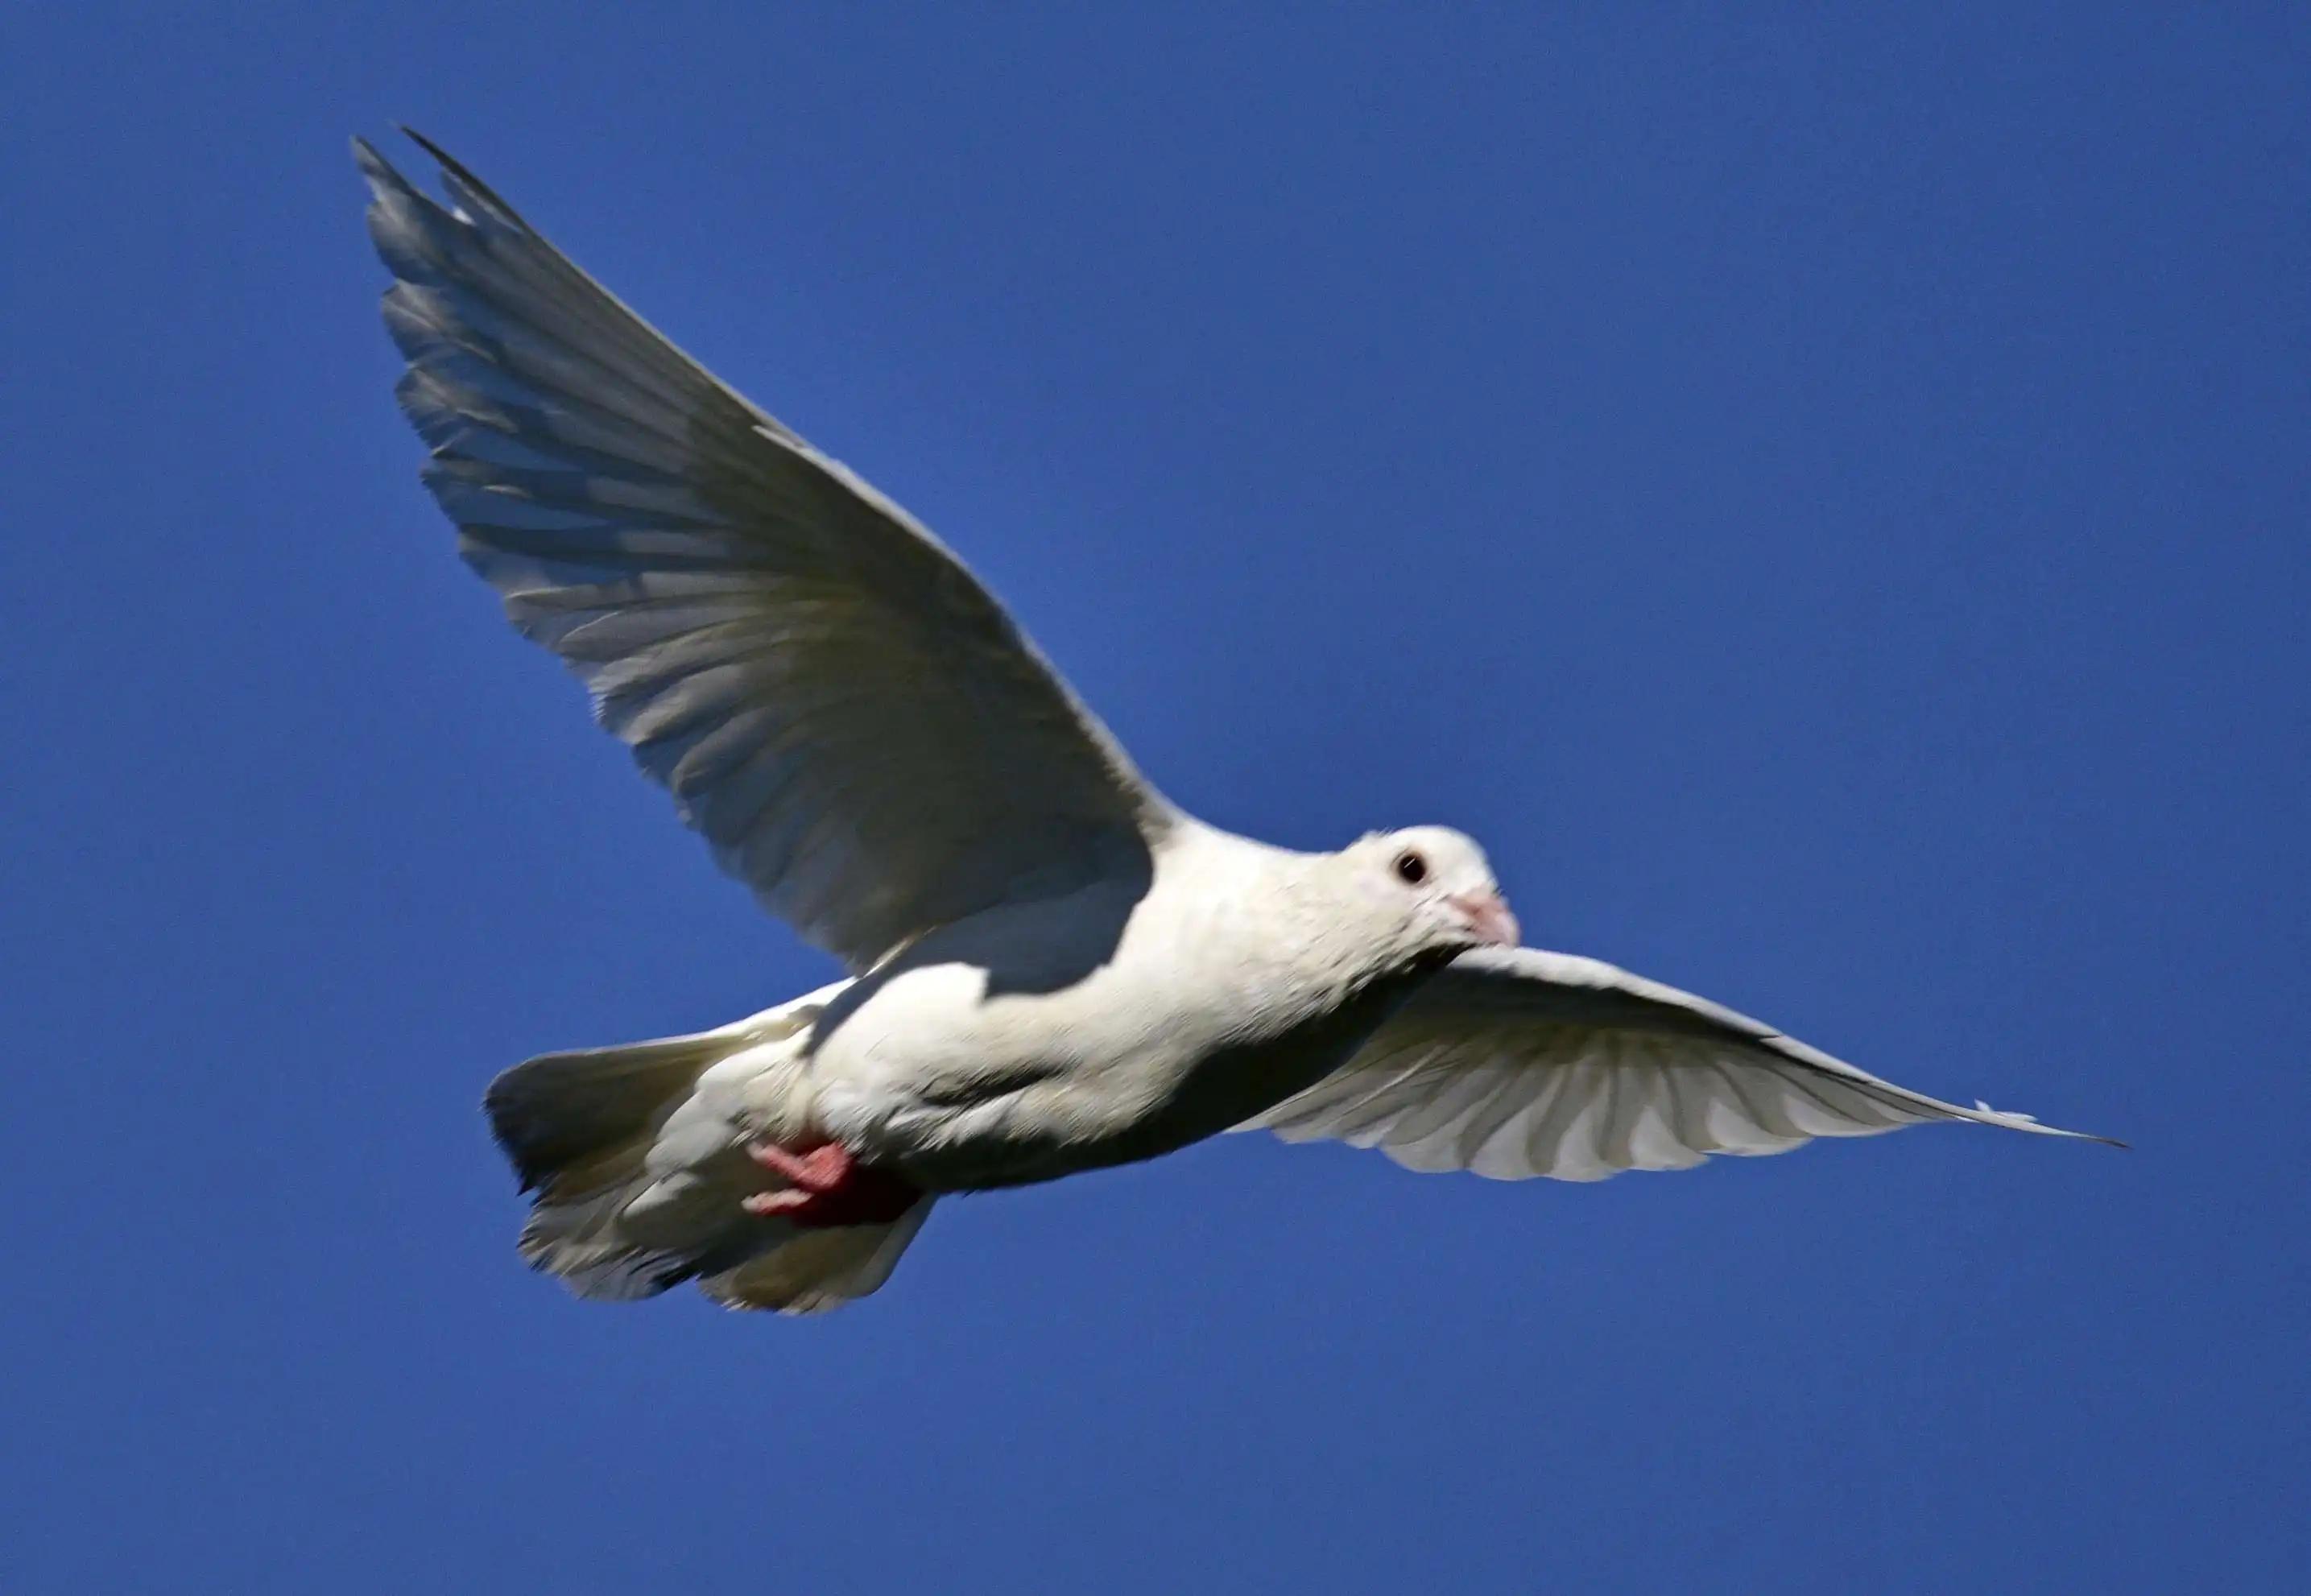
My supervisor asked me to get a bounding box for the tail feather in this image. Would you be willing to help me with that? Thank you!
[477,983,932,1314]
[700,1198,936,1314]
[486,1031,731,1193]
[514,1180,718,1301]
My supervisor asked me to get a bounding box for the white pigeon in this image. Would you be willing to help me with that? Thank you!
[358,133,2113,1316]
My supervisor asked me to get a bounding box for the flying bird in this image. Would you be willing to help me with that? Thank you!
[358,133,2112,1315]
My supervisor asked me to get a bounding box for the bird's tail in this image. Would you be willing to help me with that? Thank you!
[481,982,932,1314]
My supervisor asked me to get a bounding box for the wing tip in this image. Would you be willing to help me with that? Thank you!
[394,125,462,183]
[1966,1099,2127,1149]
[353,126,529,226]
[396,126,532,230]
[350,131,409,194]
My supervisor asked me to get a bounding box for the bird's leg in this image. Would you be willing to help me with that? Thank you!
[743,1139,920,1228]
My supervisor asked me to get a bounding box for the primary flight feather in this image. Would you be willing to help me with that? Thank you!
[358,132,2112,1315]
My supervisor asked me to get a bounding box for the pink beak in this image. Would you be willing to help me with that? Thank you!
[1448,891,1521,949]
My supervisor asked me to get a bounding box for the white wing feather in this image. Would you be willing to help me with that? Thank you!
[358,134,1172,969]
[1245,947,2116,1180]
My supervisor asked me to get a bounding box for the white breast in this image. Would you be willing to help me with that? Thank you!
[804,825,1360,1188]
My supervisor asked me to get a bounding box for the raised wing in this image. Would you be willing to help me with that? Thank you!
[358,134,1173,968]
[1245,947,2116,1180]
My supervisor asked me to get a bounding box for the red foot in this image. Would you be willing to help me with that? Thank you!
[743,1140,919,1228]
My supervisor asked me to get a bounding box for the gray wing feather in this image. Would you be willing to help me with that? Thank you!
[1245,946,2117,1180]
[358,134,1172,968]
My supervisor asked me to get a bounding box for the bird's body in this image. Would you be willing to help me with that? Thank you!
[810,823,1433,1191]
[358,134,2113,1315]
[486,824,1464,1309]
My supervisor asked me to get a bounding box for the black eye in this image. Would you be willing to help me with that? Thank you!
[1394,850,1428,885]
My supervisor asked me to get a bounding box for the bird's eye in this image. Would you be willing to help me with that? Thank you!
[1394,850,1428,886]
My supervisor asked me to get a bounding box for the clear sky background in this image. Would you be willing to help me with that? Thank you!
[5,5,2305,1591]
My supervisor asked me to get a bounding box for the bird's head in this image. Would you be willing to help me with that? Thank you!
[1343,825,1520,963]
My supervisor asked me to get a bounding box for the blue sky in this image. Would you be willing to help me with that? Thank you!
[5,4,2305,1590]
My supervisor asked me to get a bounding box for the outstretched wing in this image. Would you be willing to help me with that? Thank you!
[1244,947,2116,1180]
[358,134,1174,969]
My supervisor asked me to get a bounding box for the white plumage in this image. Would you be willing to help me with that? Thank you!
[359,134,2113,1316]
[1239,948,2088,1180]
